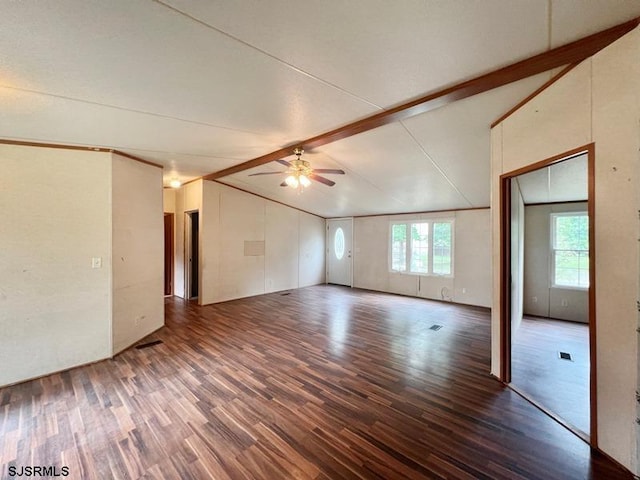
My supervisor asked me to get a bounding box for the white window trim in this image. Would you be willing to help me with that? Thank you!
[388,219,454,277]
[550,212,589,290]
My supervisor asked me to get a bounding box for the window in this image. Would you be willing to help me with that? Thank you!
[390,220,453,275]
[391,224,407,272]
[432,222,452,275]
[334,227,345,260]
[551,213,589,288]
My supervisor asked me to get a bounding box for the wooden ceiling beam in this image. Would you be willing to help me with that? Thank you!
[204,17,640,181]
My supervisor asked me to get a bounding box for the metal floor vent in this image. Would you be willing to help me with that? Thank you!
[280,292,291,296]
[558,351,572,361]
[136,340,163,350]
[429,324,443,331]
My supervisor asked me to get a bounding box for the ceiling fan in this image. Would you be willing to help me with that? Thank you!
[248,148,345,188]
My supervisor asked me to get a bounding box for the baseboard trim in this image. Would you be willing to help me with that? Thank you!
[0,356,112,389]
[348,285,491,312]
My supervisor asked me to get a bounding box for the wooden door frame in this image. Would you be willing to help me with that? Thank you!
[499,143,597,447]
[184,210,199,300]
[164,213,174,296]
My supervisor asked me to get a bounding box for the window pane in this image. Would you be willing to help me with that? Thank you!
[391,224,407,271]
[554,215,588,250]
[334,228,345,260]
[553,214,589,288]
[410,223,429,273]
[555,251,579,285]
[577,251,590,287]
[432,222,452,275]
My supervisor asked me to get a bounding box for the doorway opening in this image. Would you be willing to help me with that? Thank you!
[500,144,596,446]
[164,213,174,296]
[185,210,199,300]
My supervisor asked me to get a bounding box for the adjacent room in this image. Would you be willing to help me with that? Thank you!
[509,154,591,437]
[1,2,639,479]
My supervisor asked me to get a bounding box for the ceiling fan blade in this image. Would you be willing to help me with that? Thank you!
[312,168,345,175]
[280,181,288,187]
[276,159,292,167]
[309,174,335,186]
[248,171,285,176]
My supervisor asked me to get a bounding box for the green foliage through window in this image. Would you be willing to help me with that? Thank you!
[432,223,452,275]
[390,220,453,275]
[552,213,589,288]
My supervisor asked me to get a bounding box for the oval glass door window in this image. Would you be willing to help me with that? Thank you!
[334,227,345,260]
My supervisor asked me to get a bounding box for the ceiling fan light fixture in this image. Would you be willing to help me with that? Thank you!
[285,175,299,188]
[250,147,343,190]
[299,174,311,187]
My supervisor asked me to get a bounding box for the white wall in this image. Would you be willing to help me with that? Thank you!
[217,187,266,301]
[299,213,326,288]
[510,182,525,334]
[491,27,639,473]
[173,180,202,298]
[174,180,325,305]
[265,202,299,293]
[0,145,112,386]
[163,188,176,213]
[353,208,491,307]
[523,203,588,323]
[112,154,164,354]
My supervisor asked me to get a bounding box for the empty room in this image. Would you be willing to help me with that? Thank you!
[1,2,640,479]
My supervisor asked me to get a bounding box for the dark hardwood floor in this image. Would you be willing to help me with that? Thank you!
[0,285,633,479]
[511,316,590,435]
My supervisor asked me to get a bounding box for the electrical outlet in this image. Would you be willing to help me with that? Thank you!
[462,288,466,294]
[532,296,538,303]
[91,257,102,269]
[561,299,568,307]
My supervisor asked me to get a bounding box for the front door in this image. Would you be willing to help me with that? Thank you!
[327,218,352,286]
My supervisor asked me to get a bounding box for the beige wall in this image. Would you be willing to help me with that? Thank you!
[112,154,164,354]
[523,202,588,323]
[171,180,325,304]
[163,188,176,213]
[510,182,525,334]
[491,28,640,473]
[0,145,112,386]
[0,145,164,387]
[353,208,491,307]
[172,180,202,298]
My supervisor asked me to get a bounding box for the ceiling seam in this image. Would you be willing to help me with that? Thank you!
[0,84,274,137]
[204,17,640,180]
[150,0,384,111]
[1,134,250,166]
[399,122,474,208]
[0,137,252,170]
[116,147,249,161]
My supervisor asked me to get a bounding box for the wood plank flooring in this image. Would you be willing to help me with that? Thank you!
[0,285,633,479]
[511,316,590,435]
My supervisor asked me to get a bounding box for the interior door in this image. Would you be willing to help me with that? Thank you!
[327,218,352,286]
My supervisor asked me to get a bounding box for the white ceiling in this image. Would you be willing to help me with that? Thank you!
[516,154,588,205]
[1,1,639,217]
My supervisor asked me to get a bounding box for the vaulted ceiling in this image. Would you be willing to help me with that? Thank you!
[2,1,640,217]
